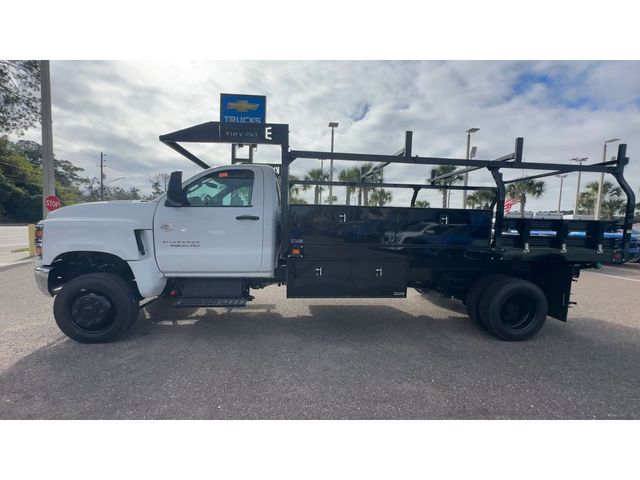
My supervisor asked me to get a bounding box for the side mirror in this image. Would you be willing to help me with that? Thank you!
[165,171,188,207]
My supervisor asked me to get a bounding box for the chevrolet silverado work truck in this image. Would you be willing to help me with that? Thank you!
[34,120,636,343]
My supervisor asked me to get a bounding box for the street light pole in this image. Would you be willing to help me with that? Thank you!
[556,174,568,212]
[327,122,339,205]
[570,157,588,215]
[595,138,620,219]
[463,127,480,209]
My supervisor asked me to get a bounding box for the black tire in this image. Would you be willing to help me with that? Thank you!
[464,274,508,329]
[479,277,548,341]
[53,273,139,343]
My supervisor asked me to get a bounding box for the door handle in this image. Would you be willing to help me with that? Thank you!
[236,215,260,220]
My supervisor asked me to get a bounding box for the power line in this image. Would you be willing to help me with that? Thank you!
[53,134,134,165]
[53,134,103,155]
[51,145,97,166]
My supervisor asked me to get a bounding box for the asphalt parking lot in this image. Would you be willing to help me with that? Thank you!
[0,260,639,419]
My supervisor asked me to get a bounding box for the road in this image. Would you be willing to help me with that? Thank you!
[0,226,30,267]
[0,226,27,249]
[0,260,638,419]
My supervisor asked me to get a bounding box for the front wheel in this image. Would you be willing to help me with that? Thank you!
[53,273,139,343]
[479,278,548,341]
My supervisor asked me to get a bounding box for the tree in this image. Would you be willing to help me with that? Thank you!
[338,166,361,205]
[0,139,88,222]
[355,162,382,206]
[83,175,141,201]
[506,180,546,216]
[0,61,41,135]
[431,166,462,208]
[369,189,392,206]
[109,185,141,200]
[577,181,626,219]
[288,174,306,204]
[302,168,328,204]
[10,139,88,206]
[0,138,42,222]
[149,173,170,198]
[414,200,430,208]
[465,190,495,209]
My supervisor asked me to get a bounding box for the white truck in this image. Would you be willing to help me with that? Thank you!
[34,120,636,343]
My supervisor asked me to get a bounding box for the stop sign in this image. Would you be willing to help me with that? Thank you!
[44,195,61,212]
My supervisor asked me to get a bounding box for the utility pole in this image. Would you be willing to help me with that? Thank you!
[40,60,55,218]
[463,127,480,209]
[100,152,105,201]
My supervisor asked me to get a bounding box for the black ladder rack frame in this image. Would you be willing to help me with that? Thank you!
[159,122,635,261]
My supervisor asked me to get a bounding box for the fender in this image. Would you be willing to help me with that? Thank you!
[40,200,167,298]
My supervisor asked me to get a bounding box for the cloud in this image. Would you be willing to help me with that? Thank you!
[18,60,640,210]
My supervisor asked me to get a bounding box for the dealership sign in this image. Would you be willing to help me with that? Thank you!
[220,94,266,124]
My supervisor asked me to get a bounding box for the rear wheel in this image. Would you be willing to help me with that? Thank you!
[464,274,508,329]
[479,278,548,341]
[53,273,139,343]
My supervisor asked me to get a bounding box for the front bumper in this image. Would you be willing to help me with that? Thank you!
[34,265,53,296]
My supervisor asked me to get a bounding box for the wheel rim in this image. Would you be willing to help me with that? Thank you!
[70,291,115,332]
[499,293,536,333]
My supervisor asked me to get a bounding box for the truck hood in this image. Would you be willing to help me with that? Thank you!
[46,200,158,229]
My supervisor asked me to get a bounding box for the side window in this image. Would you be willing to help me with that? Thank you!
[184,170,254,207]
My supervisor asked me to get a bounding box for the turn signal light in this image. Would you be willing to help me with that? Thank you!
[35,224,43,258]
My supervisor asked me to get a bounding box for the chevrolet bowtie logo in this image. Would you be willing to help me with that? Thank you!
[227,100,260,112]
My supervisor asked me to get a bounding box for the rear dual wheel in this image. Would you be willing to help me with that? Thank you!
[466,275,548,341]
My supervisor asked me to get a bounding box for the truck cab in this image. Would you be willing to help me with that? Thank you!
[153,164,279,277]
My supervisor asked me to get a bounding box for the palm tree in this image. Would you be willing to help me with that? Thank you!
[338,166,361,205]
[288,174,301,200]
[430,166,463,208]
[506,180,546,216]
[414,200,430,208]
[356,162,382,206]
[577,181,625,218]
[465,190,495,210]
[369,189,393,206]
[303,168,328,204]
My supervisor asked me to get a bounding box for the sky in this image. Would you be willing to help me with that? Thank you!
[18,60,640,210]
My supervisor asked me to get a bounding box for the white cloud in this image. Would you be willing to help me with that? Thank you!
[19,60,640,210]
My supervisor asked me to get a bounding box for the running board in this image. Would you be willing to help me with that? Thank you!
[173,297,249,308]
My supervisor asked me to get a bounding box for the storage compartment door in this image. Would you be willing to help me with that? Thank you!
[286,260,351,298]
[350,261,408,298]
